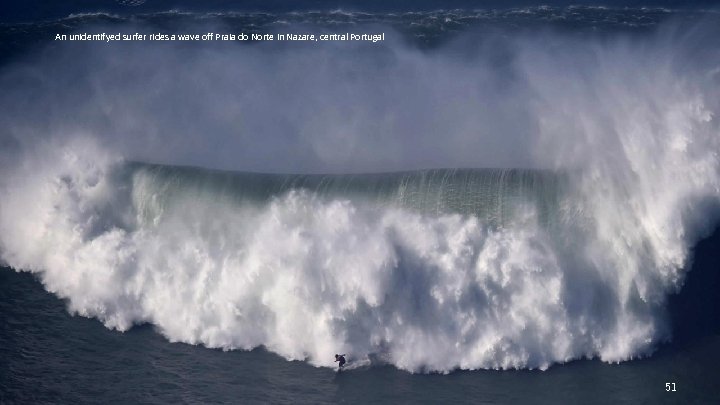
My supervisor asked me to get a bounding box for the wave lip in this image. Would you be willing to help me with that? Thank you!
[130,163,565,228]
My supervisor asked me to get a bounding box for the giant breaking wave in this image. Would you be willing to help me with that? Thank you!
[1,17,719,372]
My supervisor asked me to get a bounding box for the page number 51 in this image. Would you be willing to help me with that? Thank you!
[665,383,677,392]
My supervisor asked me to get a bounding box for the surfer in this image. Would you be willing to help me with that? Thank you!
[334,354,346,370]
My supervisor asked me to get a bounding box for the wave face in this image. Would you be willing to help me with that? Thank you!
[131,164,564,227]
[1,11,720,373]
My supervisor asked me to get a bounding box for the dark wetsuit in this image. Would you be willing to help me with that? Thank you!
[335,354,346,369]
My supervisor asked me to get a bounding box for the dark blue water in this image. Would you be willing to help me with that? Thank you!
[2,228,718,404]
[2,1,719,23]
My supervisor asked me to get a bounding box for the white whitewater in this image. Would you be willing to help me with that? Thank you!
[1,22,719,373]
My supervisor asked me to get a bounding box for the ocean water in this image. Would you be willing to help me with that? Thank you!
[2,226,719,404]
[1,1,720,403]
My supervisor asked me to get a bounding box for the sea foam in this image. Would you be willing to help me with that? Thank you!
[1,20,719,372]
